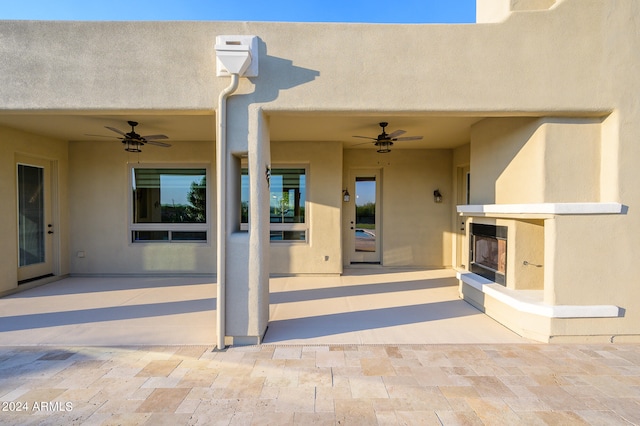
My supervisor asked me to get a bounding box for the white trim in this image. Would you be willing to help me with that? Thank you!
[457,271,621,318]
[457,202,623,216]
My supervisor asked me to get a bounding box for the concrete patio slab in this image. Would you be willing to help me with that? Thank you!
[0,277,217,346]
[0,268,529,346]
[264,268,530,344]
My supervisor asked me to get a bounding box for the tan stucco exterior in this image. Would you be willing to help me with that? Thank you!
[67,139,217,275]
[1,0,639,343]
[0,127,70,290]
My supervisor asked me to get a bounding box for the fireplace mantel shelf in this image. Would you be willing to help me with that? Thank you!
[457,202,623,217]
[457,271,622,319]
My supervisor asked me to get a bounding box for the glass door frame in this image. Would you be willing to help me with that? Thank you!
[349,168,382,264]
[16,155,55,284]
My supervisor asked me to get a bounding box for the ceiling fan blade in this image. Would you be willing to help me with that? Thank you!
[105,126,127,136]
[142,134,169,141]
[85,133,121,139]
[146,140,172,148]
[386,129,406,139]
[393,136,423,141]
[352,135,377,140]
[351,141,375,147]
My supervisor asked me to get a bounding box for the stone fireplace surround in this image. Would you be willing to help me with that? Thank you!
[456,202,623,342]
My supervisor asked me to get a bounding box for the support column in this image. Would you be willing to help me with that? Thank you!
[223,107,270,345]
[247,108,271,338]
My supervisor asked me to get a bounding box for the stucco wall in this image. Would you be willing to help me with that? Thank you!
[471,118,543,204]
[344,149,453,268]
[0,1,619,114]
[470,117,601,204]
[68,139,216,275]
[0,126,69,293]
[269,141,343,274]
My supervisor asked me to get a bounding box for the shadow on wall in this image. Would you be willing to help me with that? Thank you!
[471,117,540,204]
[472,117,604,205]
[228,40,321,140]
[250,39,321,103]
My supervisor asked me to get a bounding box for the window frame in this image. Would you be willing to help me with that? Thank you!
[128,163,211,244]
[241,163,309,243]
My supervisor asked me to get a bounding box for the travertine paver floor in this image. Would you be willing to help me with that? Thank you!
[1,344,639,425]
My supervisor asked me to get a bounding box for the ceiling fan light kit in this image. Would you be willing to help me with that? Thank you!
[376,141,392,153]
[353,122,423,153]
[123,140,142,152]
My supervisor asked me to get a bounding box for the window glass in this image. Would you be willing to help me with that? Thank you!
[132,231,169,242]
[269,168,305,224]
[133,168,206,224]
[18,165,45,266]
[270,231,306,241]
[241,167,307,242]
[241,169,249,224]
[131,168,207,243]
[172,231,208,241]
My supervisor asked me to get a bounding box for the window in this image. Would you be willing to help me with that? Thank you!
[241,166,307,242]
[130,167,208,242]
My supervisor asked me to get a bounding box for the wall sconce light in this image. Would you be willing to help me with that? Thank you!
[343,189,350,202]
[265,166,271,188]
[433,189,443,203]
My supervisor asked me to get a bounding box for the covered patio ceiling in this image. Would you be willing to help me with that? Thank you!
[0,112,484,150]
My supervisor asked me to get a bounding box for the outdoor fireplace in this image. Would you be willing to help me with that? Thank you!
[470,223,507,285]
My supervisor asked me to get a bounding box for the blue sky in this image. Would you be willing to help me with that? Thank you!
[1,0,475,23]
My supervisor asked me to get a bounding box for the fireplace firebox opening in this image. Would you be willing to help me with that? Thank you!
[470,223,507,285]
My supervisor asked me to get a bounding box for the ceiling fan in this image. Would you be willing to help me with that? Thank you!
[353,122,423,153]
[92,121,171,152]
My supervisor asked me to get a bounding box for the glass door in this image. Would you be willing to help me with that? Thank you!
[17,157,54,284]
[351,170,381,263]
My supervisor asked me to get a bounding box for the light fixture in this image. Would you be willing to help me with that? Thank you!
[433,189,443,203]
[123,139,142,152]
[376,141,392,153]
[343,189,350,202]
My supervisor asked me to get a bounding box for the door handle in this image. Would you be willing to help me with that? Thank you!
[48,231,54,234]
